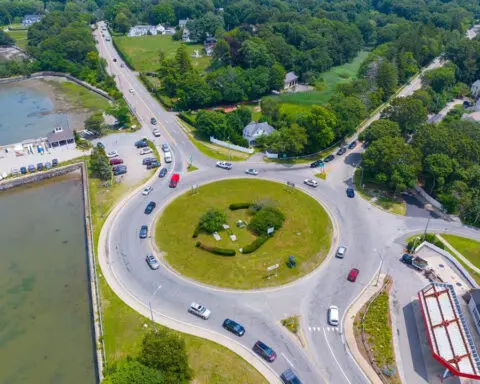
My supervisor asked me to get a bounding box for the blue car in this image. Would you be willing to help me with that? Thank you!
[20,166,27,174]
[222,319,245,336]
[139,225,148,239]
[346,188,355,198]
[158,167,168,178]
[280,368,302,384]
[144,201,156,214]
[28,164,36,173]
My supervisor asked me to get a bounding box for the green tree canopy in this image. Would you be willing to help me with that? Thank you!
[90,145,112,181]
[376,60,398,98]
[422,65,456,93]
[84,112,104,135]
[199,208,227,234]
[113,12,131,35]
[301,106,336,152]
[361,119,401,143]
[103,361,164,384]
[381,96,427,135]
[148,3,176,25]
[249,206,285,236]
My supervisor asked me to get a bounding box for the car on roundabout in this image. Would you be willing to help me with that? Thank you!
[169,173,180,188]
[144,201,156,214]
[222,318,245,336]
[245,168,258,175]
[336,245,347,258]
[139,225,148,239]
[328,305,339,326]
[188,302,211,320]
[151,117,157,125]
[161,143,169,152]
[281,368,303,384]
[158,167,168,178]
[142,186,153,196]
[253,341,276,362]
[304,179,318,188]
[145,254,160,270]
[216,161,232,170]
[348,268,359,282]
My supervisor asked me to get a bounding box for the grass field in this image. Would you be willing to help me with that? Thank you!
[114,35,211,72]
[275,50,369,107]
[156,179,333,289]
[5,28,28,50]
[442,235,480,269]
[48,80,111,111]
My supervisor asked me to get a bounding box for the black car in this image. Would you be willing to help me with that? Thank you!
[280,368,302,384]
[113,58,117,62]
[346,187,355,198]
[253,341,277,362]
[151,117,157,125]
[158,167,168,178]
[52,158,59,166]
[37,162,43,171]
[139,225,148,239]
[336,147,347,156]
[20,166,27,174]
[222,319,245,336]
[324,154,335,162]
[144,201,156,214]
[135,139,149,148]
[348,140,357,149]
[142,157,156,165]
[310,160,324,168]
[146,160,160,169]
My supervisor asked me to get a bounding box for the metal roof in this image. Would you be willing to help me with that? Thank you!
[418,282,480,379]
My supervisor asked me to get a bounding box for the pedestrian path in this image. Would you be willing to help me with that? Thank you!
[307,326,339,333]
[436,234,480,274]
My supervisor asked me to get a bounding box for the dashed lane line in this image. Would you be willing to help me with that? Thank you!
[323,327,353,384]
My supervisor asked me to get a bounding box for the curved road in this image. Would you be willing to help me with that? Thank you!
[94,22,480,384]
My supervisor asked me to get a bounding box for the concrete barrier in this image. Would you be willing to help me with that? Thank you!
[415,186,444,211]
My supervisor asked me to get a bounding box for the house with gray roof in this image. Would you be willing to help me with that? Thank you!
[242,122,275,146]
[46,127,74,148]
[284,71,298,90]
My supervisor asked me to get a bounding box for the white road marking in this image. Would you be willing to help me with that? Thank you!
[322,328,352,384]
[308,327,312,331]
[281,353,294,368]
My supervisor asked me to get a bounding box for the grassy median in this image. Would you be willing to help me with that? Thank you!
[156,178,333,289]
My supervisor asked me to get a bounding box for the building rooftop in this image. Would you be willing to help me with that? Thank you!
[285,71,298,83]
[46,127,74,143]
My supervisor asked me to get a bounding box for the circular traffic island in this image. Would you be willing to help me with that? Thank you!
[155,179,333,289]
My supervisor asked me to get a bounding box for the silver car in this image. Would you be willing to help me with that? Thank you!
[145,254,160,270]
[245,168,258,175]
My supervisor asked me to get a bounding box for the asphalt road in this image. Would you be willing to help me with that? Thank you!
[95,22,480,384]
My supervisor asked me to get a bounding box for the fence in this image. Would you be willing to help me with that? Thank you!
[209,137,254,154]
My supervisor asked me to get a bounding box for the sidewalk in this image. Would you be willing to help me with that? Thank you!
[436,234,480,274]
[344,274,387,384]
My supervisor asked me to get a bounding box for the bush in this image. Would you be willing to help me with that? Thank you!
[242,236,268,254]
[197,242,236,256]
[407,233,444,251]
[249,207,285,236]
[199,208,226,234]
[192,226,200,238]
[229,203,252,210]
[178,111,196,126]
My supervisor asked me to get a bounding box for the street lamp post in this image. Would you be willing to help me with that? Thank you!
[148,284,162,330]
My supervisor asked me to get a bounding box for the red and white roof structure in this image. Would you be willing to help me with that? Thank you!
[418,283,480,380]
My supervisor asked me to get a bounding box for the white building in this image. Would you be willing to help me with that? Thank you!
[22,14,43,27]
[242,122,276,146]
[128,25,165,37]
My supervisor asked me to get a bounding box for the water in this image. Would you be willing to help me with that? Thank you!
[0,82,69,146]
[0,173,97,384]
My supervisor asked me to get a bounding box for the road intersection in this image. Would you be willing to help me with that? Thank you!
[94,22,480,384]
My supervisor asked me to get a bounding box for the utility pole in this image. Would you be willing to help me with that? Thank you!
[423,216,431,241]
[148,284,162,331]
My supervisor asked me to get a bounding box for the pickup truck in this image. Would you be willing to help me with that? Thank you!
[401,253,428,271]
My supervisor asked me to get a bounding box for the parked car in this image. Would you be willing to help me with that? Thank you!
[336,246,347,258]
[52,158,59,167]
[142,186,153,196]
[304,179,318,188]
[139,147,153,155]
[310,160,324,168]
[146,254,160,270]
[152,128,161,137]
[113,165,127,176]
[144,201,156,214]
[135,139,149,148]
[328,305,339,326]
[107,150,119,158]
[37,163,43,171]
[245,168,258,175]
[216,161,232,170]
[146,160,160,169]
[20,167,27,174]
[463,100,474,108]
[161,143,169,152]
[280,368,303,384]
[158,167,168,178]
[336,147,347,156]
[222,319,245,336]
[346,188,355,198]
[253,341,277,362]
[113,58,117,62]
[324,154,335,162]
[142,157,156,165]
[28,164,36,173]
[347,268,359,282]
[110,158,124,165]
[105,37,110,41]
[139,225,148,239]
[348,140,357,149]
[151,117,157,125]
[45,162,52,169]
[188,302,211,320]
[169,173,180,188]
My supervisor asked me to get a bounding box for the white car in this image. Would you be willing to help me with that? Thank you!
[142,186,153,196]
[139,147,153,155]
[336,246,347,258]
[128,88,135,94]
[152,128,161,137]
[107,150,119,158]
[328,305,339,326]
[245,168,258,175]
[304,179,318,188]
[216,161,233,170]
[188,302,211,320]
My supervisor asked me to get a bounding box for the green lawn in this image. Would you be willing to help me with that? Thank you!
[156,179,333,289]
[442,235,480,269]
[46,80,111,111]
[114,35,211,72]
[5,28,28,50]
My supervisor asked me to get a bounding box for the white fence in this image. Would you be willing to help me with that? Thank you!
[265,151,278,159]
[209,137,254,154]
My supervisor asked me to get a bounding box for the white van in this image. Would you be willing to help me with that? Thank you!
[164,151,172,163]
[328,305,339,326]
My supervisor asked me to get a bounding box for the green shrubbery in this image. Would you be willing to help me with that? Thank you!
[407,233,445,252]
[229,203,252,210]
[196,242,236,256]
[242,236,268,254]
[249,207,285,236]
[198,209,226,234]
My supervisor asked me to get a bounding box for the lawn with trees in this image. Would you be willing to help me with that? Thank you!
[156,179,332,289]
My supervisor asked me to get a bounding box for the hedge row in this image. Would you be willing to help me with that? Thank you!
[229,203,252,210]
[192,225,201,238]
[178,111,196,126]
[196,241,236,256]
[242,236,268,254]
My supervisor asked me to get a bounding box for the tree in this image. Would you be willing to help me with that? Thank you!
[187,12,224,42]
[301,106,336,152]
[422,65,455,93]
[84,112,104,135]
[269,63,286,91]
[90,145,112,181]
[376,60,398,98]
[0,30,14,46]
[140,330,191,384]
[195,110,228,139]
[175,45,192,74]
[249,206,285,236]
[381,97,427,135]
[424,153,455,192]
[397,51,418,83]
[238,38,274,68]
[361,119,401,143]
[264,124,308,155]
[148,3,176,25]
[113,12,131,35]
[198,208,227,234]
[107,102,131,127]
[329,95,366,138]
[103,361,164,384]
[213,39,231,63]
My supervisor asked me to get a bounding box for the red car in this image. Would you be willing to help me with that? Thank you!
[169,173,180,188]
[110,158,124,165]
[347,268,359,282]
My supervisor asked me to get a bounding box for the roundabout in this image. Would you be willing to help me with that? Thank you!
[155,178,333,289]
